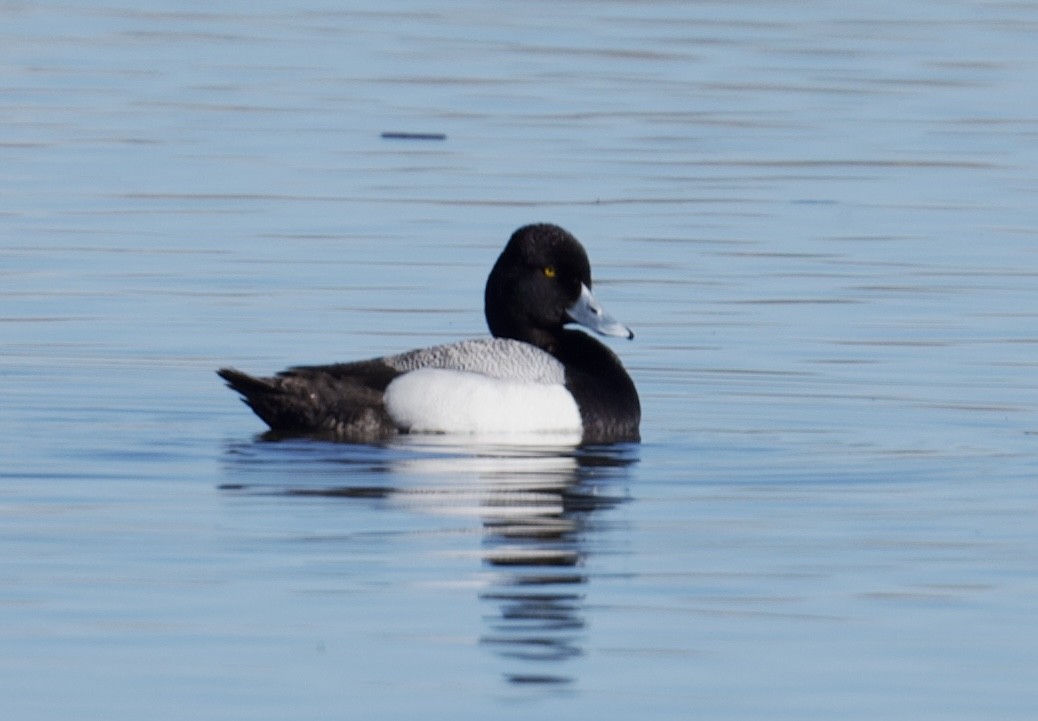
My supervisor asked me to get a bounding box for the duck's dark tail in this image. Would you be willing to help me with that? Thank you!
[217,367,397,441]
[217,367,276,399]
[217,368,303,431]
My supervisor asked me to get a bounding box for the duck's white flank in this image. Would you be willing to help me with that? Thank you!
[384,368,582,435]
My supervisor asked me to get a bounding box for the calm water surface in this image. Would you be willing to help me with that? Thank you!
[3,1,1037,719]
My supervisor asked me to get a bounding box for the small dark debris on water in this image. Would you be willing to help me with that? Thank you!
[380,131,447,141]
[506,674,573,685]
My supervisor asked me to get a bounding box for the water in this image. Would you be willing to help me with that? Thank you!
[3,1,1037,719]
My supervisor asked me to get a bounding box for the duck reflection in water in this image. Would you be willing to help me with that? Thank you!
[475,451,631,682]
[220,436,638,688]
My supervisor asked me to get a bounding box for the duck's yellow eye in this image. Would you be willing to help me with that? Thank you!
[543,265,556,279]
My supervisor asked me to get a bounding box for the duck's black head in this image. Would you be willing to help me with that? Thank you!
[484,224,632,352]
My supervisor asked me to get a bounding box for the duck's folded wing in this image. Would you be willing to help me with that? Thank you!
[281,357,401,391]
[382,338,565,384]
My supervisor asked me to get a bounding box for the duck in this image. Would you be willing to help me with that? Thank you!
[218,223,640,444]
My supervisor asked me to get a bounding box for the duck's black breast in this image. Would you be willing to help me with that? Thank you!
[556,330,641,443]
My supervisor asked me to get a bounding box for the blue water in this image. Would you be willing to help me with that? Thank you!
[3,2,1037,719]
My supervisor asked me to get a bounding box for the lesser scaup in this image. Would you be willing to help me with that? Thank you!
[218,223,640,443]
